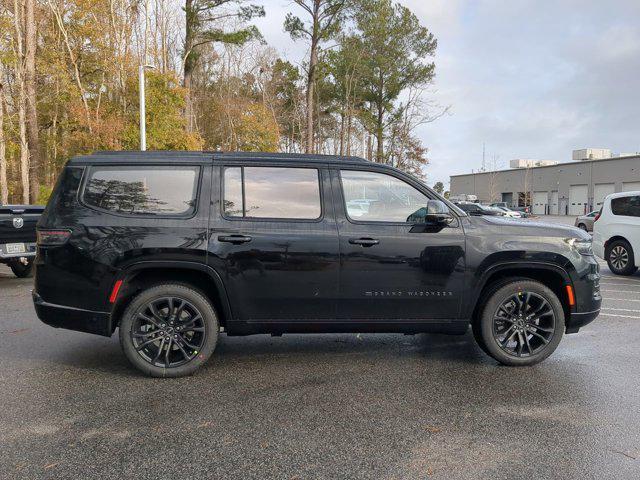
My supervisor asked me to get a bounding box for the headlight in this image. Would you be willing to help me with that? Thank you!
[567,238,593,256]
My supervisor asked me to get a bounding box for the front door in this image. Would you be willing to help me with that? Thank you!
[332,168,466,321]
[209,164,340,321]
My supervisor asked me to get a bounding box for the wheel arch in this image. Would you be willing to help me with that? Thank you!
[470,262,573,326]
[110,261,232,333]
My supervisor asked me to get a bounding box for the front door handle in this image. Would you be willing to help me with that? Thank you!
[349,237,380,247]
[218,234,252,244]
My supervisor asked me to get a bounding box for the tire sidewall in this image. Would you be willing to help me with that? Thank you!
[606,240,636,276]
[480,280,565,366]
[119,283,219,377]
[9,259,34,278]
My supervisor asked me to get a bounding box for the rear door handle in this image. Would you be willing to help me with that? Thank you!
[349,237,380,247]
[218,234,252,244]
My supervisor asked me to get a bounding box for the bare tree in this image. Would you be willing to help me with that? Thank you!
[0,76,7,204]
[24,0,39,202]
[13,0,30,203]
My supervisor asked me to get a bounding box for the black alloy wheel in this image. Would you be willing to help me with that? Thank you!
[120,284,218,377]
[131,296,206,368]
[492,291,555,358]
[477,279,564,366]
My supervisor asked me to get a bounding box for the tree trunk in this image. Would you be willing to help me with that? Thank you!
[376,103,384,163]
[14,0,30,203]
[305,1,320,154]
[305,35,318,153]
[183,0,195,132]
[0,81,8,205]
[25,0,40,203]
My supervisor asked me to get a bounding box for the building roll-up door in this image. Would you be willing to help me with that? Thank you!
[622,182,640,192]
[550,191,558,215]
[532,191,548,215]
[569,184,588,215]
[594,183,615,210]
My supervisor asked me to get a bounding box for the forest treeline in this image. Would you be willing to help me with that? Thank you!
[0,0,446,204]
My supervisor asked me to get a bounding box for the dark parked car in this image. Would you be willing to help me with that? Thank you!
[454,202,504,216]
[1,204,44,277]
[34,152,601,377]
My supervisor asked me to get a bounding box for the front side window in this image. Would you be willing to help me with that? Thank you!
[83,166,199,215]
[224,166,321,220]
[340,170,429,223]
[611,196,640,217]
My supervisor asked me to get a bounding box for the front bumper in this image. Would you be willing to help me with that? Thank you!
[566,308,600,333]
[32,291,112,337]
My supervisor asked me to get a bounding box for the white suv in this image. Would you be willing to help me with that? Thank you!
[593,191,640,275]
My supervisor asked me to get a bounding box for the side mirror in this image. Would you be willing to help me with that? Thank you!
[407,200,453,225]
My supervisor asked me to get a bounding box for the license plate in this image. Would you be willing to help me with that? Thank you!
[5,243,26,254]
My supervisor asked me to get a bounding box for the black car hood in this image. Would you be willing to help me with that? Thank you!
[469,215,591,241]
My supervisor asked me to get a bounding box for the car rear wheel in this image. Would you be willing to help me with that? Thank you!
[119,283,219,377]
[9,258,34,278]
[606,239,637,276]
[577,223,587,231]
[477,279,565,366]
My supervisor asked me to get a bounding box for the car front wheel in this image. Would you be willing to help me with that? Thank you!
[477,279,565,366]
[606,239,637,276]
[119,283,219,377]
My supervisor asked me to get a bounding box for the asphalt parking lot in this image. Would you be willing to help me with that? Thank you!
[1,220,639,479]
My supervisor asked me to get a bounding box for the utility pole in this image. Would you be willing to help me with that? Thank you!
[139,64,155,151]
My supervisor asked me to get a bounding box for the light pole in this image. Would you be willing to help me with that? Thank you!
[139,64,155,151]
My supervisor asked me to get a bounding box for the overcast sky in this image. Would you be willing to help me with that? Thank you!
[253,0,640,188]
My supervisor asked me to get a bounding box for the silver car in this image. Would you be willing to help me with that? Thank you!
[575,211,598,232]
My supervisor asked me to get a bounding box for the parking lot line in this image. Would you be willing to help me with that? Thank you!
[598,313,640,319]
[600,289,640,294]
[601,307,640,313]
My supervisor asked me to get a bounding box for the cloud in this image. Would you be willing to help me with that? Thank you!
[253,0,640,187]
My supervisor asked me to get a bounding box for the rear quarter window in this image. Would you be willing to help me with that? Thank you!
[611,196,640,217]
[82,165,200,216]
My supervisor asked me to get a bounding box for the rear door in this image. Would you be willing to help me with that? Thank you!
[208,163,340,321]
[332,167,466,321]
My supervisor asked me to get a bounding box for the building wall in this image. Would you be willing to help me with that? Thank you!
[450,155,640,215]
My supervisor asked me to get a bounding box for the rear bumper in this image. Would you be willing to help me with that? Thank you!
[0,242,36,260]
[32,291,112,337]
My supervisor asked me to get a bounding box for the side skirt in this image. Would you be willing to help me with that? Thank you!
[225,319,470,336]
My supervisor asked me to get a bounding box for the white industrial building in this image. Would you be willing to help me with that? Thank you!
[450,149,640,215]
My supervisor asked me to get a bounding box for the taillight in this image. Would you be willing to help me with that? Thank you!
[37,229,72,246]
[594,209,601,222]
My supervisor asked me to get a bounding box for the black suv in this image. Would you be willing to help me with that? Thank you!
[34,152,601,377]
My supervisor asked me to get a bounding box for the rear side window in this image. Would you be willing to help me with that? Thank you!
[611,196,640,217]
[83,166,199,215]
[223,166,321,219]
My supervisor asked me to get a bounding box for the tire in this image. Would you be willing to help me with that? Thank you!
[606,239,637,276]
[9,259,34,278]
[119,283,219,377]
[577,223,587,231]
[477,279,565,366]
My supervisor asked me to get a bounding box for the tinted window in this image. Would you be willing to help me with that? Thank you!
[341,170,429,222]
[224,167,321,219]
[83,166,199,215]
[611,196,640,217]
